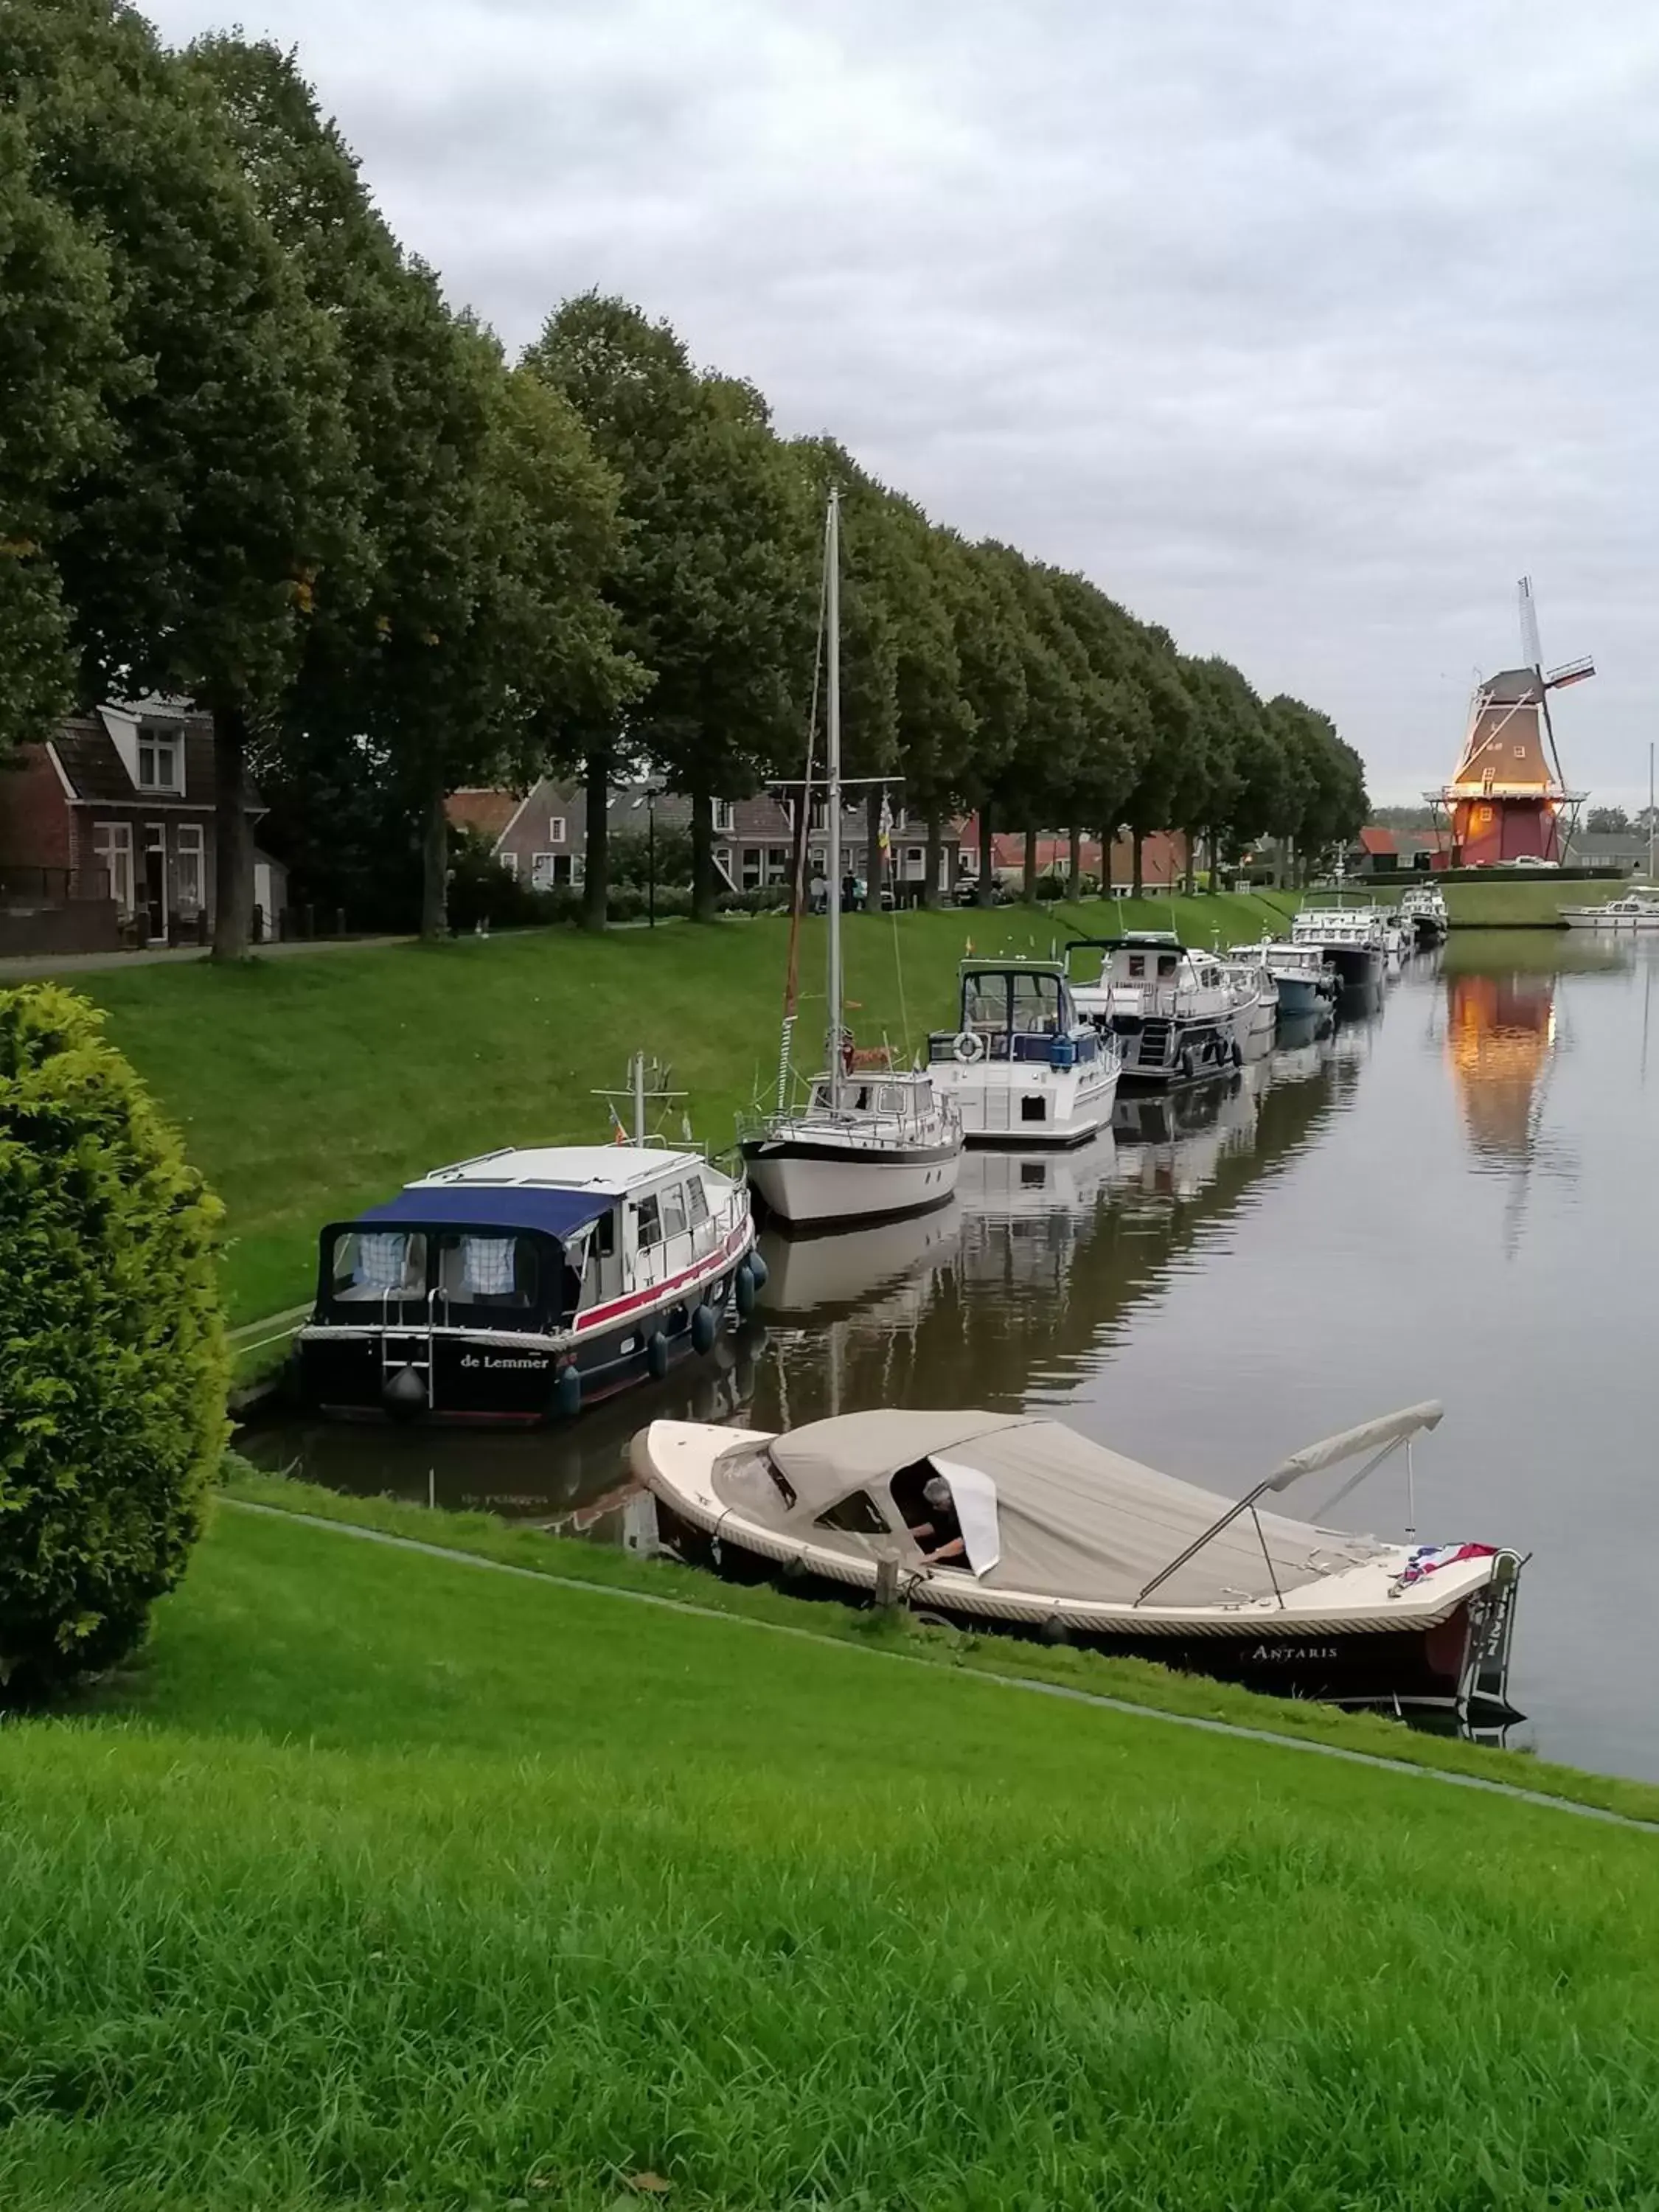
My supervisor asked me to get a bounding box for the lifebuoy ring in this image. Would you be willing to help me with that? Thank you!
[953,1030,987,1065]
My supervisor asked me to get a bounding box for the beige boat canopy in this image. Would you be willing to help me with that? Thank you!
[709,1408,1423,1610]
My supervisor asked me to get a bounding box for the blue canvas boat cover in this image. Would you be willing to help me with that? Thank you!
[354,1184,613,1239]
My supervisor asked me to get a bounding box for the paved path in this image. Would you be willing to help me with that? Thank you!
[223,1496,1659,1835]
[0,933,414,981]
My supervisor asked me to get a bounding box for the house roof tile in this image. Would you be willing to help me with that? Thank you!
[52,712,261,811]
[445,788,523,844]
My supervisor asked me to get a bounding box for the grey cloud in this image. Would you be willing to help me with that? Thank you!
[144,0,1659,802]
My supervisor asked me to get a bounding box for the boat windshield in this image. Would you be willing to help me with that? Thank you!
[324,1224,560,1326]
[962,969,1066,1035]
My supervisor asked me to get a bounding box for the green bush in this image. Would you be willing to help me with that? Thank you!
[0,987,227,1699]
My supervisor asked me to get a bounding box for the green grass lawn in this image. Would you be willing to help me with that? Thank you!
[5,1496,1659,2211]
[81,892,1294,1324]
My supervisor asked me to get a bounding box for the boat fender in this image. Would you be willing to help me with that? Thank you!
[1177,1047,1195,1082]
[953,1029,987,1064]
[734,1262,757,1319]
[747,1246,768,1291]
[383,1364,428,1421]
[691,1302,717,1355]
[1040,1615,1071,1646]
[647,1330,671,1381]
[1230,1037,1244,1067]
[552,1362,582,1420]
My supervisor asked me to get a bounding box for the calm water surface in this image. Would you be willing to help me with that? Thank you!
[247,932,1659,1782]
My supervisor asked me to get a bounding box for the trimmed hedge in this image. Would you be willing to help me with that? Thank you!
[0,986,227,1698]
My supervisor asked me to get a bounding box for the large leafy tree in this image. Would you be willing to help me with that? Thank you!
[0,109,119,763]
[1,0,360,959]
[1042,571,1149,886]
[527,297,813,923]
[192,39,640,938]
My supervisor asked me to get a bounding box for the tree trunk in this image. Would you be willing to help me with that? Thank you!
[581,747,611,932]
[420,770,448,942]
[923,809,943,910]
[1067,821,1083,901]
[211,700,252,962]
[1131,828,1144,897]
[690,785,717,922]
[976,801,995,908]
[1100,827,1113,899]
[1022,825,1039,904]
[866,787,883,912]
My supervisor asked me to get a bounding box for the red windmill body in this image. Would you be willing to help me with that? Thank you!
[1428,579,1592,869]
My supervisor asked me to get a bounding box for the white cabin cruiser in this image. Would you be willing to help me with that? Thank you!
[1292,905,1385,990]
[296,1143,759,1425]
[1222,947,1279,1040]
[927,959,1119,1146]
[740,489,964,1227]
[1399,883,1450,946]
[1064,933,1239,1084]
[1259,940,1337,1018]
[633,1402,1522,1718]
[1561,891,1659,930]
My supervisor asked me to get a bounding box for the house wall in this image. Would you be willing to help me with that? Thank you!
[0,748,74,877]
[494,779,588,888]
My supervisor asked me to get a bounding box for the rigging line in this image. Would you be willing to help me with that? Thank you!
[782,526,831,1027]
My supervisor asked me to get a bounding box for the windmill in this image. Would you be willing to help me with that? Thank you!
[1426,579,1593,867]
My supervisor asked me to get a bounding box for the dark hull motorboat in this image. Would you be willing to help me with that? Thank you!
[632,1403,1523,1721]
[295,1144,760,1426]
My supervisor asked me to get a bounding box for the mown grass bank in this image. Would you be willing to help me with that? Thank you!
[4,1495,1659,2211]
[84,891,1292,1323]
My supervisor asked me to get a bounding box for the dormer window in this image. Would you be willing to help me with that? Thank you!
[712,800,736,834]
[137,728,181,793]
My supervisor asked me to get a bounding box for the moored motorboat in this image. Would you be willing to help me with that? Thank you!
[1259,939,1337,1018]
[1561,891,1659,930]
[1399,883,1450,947]
[632,1401,1522,1718]
[1292,905,1385,990]
[296,1138,759,1425]
[927,959,1119,1146]
[1064,933,1239,1084]
[1222,947,1279,1040]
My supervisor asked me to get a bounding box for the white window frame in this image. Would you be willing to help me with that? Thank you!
[712,799,736,835]
[714,845,733,876]
[531,852,556,889]
[136,728,182,794]
[548,815,566,844]
[500,850,519,879]
[175,823,204,914]
[91,821,134,914]
[570,854,585,887]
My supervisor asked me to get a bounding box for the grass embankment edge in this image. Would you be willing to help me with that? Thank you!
[219,1463,1659,1828]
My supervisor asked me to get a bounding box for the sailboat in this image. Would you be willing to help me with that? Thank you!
[740,490,964,1229]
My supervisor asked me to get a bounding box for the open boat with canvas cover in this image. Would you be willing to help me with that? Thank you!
[631,1402,1523,1718]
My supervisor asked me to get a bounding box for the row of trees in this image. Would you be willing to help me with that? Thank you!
[3,1,1368,955]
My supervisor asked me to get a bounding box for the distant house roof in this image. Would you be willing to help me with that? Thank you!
[1356,827,1397,857]
[445,788,523,844]
[51,711,262,811]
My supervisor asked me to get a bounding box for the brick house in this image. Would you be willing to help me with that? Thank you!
[0,700,283,952]
[956,822,1191,891]
[447,778,965,899]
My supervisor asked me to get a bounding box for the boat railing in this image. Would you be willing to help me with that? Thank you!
[630,1181,750,1289]
[1133,1400,1446,1609]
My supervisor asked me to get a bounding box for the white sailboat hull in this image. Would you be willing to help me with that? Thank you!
[742,1138,961,1226]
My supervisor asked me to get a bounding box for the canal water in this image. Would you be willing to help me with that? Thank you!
[245,931,1659,1784]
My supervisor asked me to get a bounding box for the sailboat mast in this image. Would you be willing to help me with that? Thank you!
[825,488,843,1108]
[1649,742,1656,885]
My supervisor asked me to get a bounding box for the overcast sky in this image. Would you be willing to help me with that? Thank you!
[147,0,1659,806]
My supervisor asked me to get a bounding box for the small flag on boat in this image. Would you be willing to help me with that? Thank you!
[609,1105,627,1145]
[877,789,893,855]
